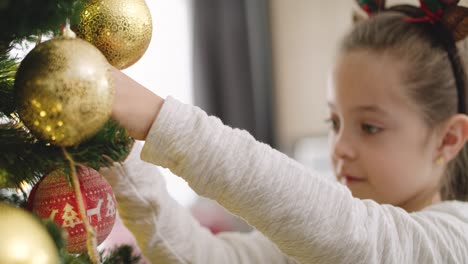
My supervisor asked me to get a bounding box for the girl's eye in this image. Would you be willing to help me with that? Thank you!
[325,118,340,132]
[361,123,381,134]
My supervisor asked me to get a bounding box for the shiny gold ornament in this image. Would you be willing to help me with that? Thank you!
[15,28,114,146]
[0,203,59,264]
[76,0,153,69]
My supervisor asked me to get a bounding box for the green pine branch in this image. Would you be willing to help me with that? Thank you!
[0,115,134,188]
[0,190,26,207]
[42,218,142,264]
[0,0,84,51]
[101,245,142,264]
[60,245,142,264]
[0,53,17,115]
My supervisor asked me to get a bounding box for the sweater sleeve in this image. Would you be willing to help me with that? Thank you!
[99,142,298,264]
[140,97,468,264]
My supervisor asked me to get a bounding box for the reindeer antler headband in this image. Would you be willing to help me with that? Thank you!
[356,0,468,114]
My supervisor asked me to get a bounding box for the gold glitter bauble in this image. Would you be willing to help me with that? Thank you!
[76,0,153,69]
[15,30,114,146]
[0,203,59,264]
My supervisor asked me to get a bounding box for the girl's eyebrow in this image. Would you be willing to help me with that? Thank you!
[327,102,390,116]
[352,105,388,115]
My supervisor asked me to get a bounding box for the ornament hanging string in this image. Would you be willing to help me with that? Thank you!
[62,147,100,264]
[63,19,76,38]
[60,22,100,263]
[35,33,42,46]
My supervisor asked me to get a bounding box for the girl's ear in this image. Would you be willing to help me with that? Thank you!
[438,114,468,162]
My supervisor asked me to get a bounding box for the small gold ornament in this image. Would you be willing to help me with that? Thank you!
[15,28,114,147]
[76,0,153,69]
[0,203,59,264]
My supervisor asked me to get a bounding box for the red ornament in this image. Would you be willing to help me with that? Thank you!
[27,166,117,253]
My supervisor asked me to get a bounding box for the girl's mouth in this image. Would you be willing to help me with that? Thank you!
[341,174,366,185]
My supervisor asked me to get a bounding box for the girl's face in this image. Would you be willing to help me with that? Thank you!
[328,50,443,211]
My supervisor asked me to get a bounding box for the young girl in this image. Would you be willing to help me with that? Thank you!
[100,1,468,263]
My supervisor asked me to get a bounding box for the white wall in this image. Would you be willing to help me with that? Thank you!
[124,0,193,104]
[270,0,354,154]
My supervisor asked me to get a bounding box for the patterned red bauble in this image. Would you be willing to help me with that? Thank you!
[27,166,117,253]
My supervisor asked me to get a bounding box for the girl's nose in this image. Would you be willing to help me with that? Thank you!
[331,131,357,161]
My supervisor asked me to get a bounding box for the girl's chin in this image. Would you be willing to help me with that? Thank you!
[347,188,376,201]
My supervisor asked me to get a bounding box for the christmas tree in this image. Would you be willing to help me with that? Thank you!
[0,0,152,263]
[62,203,83,228]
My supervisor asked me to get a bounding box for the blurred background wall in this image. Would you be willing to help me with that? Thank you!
[122,0,468,216]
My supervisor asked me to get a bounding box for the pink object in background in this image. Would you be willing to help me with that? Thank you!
[101,197,252,263]
[100,213,150,263]
[191,197,252,234]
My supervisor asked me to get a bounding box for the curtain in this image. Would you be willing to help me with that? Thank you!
[191,0,275,146]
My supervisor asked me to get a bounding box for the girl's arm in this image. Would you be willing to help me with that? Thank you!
[99,142,298,264]
[110,67,164,141]
[111,70,468,263]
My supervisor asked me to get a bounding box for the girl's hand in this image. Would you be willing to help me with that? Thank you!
[111,67,164,140]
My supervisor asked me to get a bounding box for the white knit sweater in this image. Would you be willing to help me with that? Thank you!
[100,97,468,264]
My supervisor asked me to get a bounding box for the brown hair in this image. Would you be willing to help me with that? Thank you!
[339,10,468,201]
